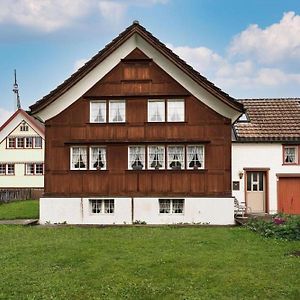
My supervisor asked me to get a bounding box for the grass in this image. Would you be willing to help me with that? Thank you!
[0,226,299,299]
[0,200,39,220]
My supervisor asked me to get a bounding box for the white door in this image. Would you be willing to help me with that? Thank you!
[246,172,265,213]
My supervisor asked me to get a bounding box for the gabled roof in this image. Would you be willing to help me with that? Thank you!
[234,98,300,142]
[0,109,45,143]
[30,21,243,119]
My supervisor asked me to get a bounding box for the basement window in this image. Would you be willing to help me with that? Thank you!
[90,199,114,214]
[159,199,184,214]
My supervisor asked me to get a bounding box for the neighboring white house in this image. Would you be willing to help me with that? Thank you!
[232,99,300,215]
[0,109,45,189]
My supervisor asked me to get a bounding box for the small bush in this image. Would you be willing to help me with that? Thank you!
[246,214,300,241]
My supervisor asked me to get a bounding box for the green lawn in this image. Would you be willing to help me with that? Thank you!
[0,226,299,299]
[0,200,39,220]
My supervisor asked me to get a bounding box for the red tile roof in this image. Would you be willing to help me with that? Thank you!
[234,98,300,142]
[30,21,243,114]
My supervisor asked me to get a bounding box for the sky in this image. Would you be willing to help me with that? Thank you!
[1,0,300,125]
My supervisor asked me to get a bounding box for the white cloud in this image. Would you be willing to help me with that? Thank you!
[0,0,168,32]
[229,11,300,64]
[0,108,13,127]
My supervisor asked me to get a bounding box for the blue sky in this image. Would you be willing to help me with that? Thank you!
[1,0,300,125]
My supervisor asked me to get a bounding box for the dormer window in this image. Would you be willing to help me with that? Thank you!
[238,113,249,122]
[283,146,298,164]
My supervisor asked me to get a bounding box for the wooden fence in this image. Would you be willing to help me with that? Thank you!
[0,189,44,203]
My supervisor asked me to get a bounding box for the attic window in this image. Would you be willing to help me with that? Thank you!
[90,101,106,123]
[238,113,249,122]
[20,121,29,131]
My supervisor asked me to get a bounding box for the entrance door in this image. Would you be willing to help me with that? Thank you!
[246,172,266,213]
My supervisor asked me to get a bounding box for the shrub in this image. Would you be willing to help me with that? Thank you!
[246,214,300,241]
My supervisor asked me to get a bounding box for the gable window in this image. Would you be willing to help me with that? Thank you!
[128,146,145,170]
[109,100,125,123]
[90,199,114,214]
[71,147,87,170]
[34,137,42,148]
[8,137,15,148]
[148,100,165,122]
[167,99,184,122]
[17,137,24,148]
[20,122,29,132]
[159,199,184,214]
[90,147,106,170]
[148,146,165,169]
[283,146,298,164]
[187,145,204,169]
[90,101,106,123]
[167,146,185,170]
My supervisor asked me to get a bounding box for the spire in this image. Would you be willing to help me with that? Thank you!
[13,69,21,110]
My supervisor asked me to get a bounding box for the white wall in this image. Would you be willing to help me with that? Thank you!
[232,143,300,214]
[40,197,234,225]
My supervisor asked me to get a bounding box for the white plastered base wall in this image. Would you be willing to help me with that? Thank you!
[40,197,235,225]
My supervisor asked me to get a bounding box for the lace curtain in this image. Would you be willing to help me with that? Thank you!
[167,146,184,169]
[187,146,204,169]
[72,147,87,169]
[109,101,125,122]
[285,147,296,163]
[91,102,106,123]
[148,146,164,169]
[91,147,106,169]
[148,100,165,122]
[167,100,184,122]
[129,146,145,169]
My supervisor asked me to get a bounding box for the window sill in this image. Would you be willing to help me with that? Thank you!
[146,121,187,125]
[86,122,127,125]
[125,169,207,172]
[282,163,299,166]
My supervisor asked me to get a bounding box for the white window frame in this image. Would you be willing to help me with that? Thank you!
[283,146,298,164]
[16,137,24,148]
[89,199,114,214]
[147,145,165,170]
[0,164,6,175]
[33,137,42,148]
[148,99,165,122]
[7,137,16,149]
[128,146,146,170]
[25,137,33,148]
[109,100,126,123]
[6,164,15,175]
[90,100,107,123]
[89,146,107,170]
[70,147,88,170]
[159,199,185,214]
[167,145,185,170]
[186,145,205,170]
[167,99,185,122]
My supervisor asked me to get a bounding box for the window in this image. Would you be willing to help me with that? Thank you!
[35,163,44,175]
[159,199,184,214]
[8,137,15,148]
[25,163,43,175]
[283,146,298,164]
[148,100,165,122]
[148,146,165,169]
[89,147,106,170]
[7,164,15,175]
[20,122,29,131]
[167,99,184,122]
[17,137,24,148]
[90,101,106,123]
[167,146,185,170]
[71,147,87,170]
[34,137,42,148]
[109,100,125,123]
[187,145,204,169]
[90,199,114,214]
[26,163,35,175]
[247,172,264,192]
[128,146,145,170]
[25,137,33,148]
[0,164,5,175]
[0,164,15,175]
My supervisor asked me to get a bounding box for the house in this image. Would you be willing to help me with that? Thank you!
[30,21,244,225]
[232,98,300,215]
[0,109,45,197]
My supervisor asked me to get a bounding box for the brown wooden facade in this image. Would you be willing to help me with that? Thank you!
[44,49,232,197]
